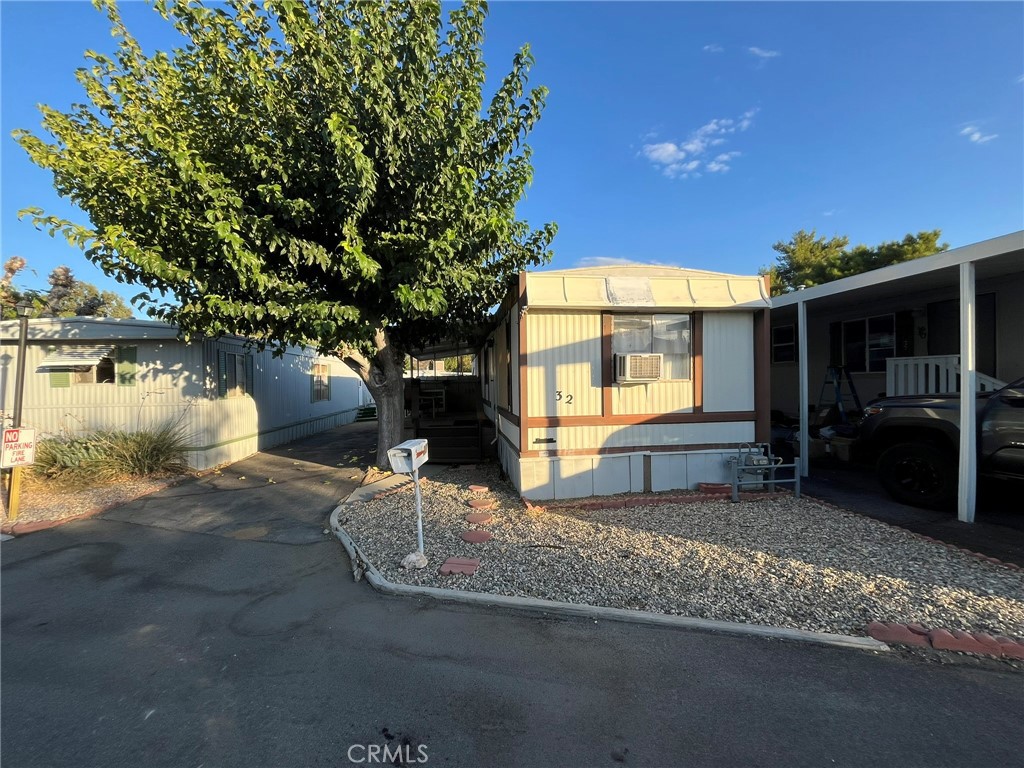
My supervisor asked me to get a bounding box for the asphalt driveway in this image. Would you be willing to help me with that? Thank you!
[2,422,1022,768]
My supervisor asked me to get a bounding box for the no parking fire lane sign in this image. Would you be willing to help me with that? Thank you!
[1,428,36,468]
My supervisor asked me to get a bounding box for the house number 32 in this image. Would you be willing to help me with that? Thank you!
[555,391,573,405]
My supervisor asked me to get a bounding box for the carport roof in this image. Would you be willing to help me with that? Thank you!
[771,231,1024,316]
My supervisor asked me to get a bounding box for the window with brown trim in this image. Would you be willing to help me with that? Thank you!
[612,314,691,380]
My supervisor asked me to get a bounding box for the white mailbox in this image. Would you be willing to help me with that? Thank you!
[387,438,429,474]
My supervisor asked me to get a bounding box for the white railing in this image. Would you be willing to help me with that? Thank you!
[886,355,1006,396]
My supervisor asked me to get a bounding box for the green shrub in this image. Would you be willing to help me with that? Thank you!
[32,422,191,484]
[94,422,191,477]
[32,436,108,483]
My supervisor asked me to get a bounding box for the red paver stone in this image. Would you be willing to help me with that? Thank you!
[995,636,1024,660]
[467,498,496,510]
[465,512,494,524]
[461,530,493,544]
[698,482,732,494]
[866,622,930,648]
[970,632,1004,655]
[468,485,489,493]
[928,628,988,654]
[439,557,480,576]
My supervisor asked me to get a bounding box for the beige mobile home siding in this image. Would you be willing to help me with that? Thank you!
[526,310,602,417]
[702,312,755,412]
[526,420,755,452]
[611,379,694,415]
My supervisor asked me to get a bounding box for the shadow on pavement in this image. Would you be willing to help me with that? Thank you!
[100,420,378,544]
[803,461,1024,566]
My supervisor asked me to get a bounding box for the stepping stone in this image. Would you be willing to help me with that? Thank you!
[468,485,489,493]
[465,512,494,524]
[439,557,481,576]
[461,530,493,544]
[467,498,496,510]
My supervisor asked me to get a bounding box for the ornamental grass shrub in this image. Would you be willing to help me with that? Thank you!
[32,422,190,484]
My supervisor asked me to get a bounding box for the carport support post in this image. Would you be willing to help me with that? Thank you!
[797,300,809,477]
[958,262,977,523]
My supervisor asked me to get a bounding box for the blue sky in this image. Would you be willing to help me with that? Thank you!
[2,1,1022,304]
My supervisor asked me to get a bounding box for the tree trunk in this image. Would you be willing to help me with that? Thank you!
[341,328,406,468]
[367,377,404,467]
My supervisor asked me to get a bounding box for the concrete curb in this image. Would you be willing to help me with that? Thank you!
[327,505,890,654]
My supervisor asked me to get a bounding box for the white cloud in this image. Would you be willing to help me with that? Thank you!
[703,44,724,53]
[663,160,702,179]
[748,47,780,59]
[576,256,669,268]
[640,110,756,179]
[823,209,836,217]
[1018,74,1024,84]
[960,125,997,144]
[642,142,687,164]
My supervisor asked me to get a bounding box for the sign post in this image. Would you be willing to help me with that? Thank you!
[2,428,36,523]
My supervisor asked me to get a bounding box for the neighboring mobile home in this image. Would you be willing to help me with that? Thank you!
[481,266,772,500]
[0,317,369,470]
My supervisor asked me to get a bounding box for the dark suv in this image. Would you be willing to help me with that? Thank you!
[856,376,1024,508]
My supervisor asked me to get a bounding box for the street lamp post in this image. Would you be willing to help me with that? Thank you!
[6,299,33,522]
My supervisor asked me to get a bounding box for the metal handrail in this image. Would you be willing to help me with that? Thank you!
[726,442,801,502]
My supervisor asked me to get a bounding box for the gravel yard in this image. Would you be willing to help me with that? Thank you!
[2,476,178,528]
[341,465,1024,638]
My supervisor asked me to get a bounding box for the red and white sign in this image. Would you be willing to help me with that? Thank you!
[1,428,36,468]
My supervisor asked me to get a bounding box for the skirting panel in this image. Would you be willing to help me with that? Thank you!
[518,448,736,500]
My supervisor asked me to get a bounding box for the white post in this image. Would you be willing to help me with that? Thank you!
[413,466,425,552]
[798,300,809,477]
[958,262,977,523]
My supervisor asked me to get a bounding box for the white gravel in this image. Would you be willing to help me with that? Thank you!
[339,465,1024,637]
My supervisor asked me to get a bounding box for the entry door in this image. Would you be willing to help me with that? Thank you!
[927,294,996,376]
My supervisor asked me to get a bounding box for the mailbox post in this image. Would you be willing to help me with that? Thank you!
[387,439,429,555]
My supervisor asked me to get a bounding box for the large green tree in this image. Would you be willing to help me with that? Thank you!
[16,0,555,463]
[763,229,947,296]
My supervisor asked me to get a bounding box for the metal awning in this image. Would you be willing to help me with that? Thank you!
[36,345,115,370]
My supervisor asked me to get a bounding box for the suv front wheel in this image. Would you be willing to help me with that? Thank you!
[877,442,957,509]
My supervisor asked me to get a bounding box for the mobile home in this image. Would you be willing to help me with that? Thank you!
[0,317,369,470]
[481,266,772,500]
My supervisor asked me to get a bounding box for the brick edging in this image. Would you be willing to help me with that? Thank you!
[866,621,1024,660]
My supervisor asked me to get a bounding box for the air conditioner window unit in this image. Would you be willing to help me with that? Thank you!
[615,353,663,382]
